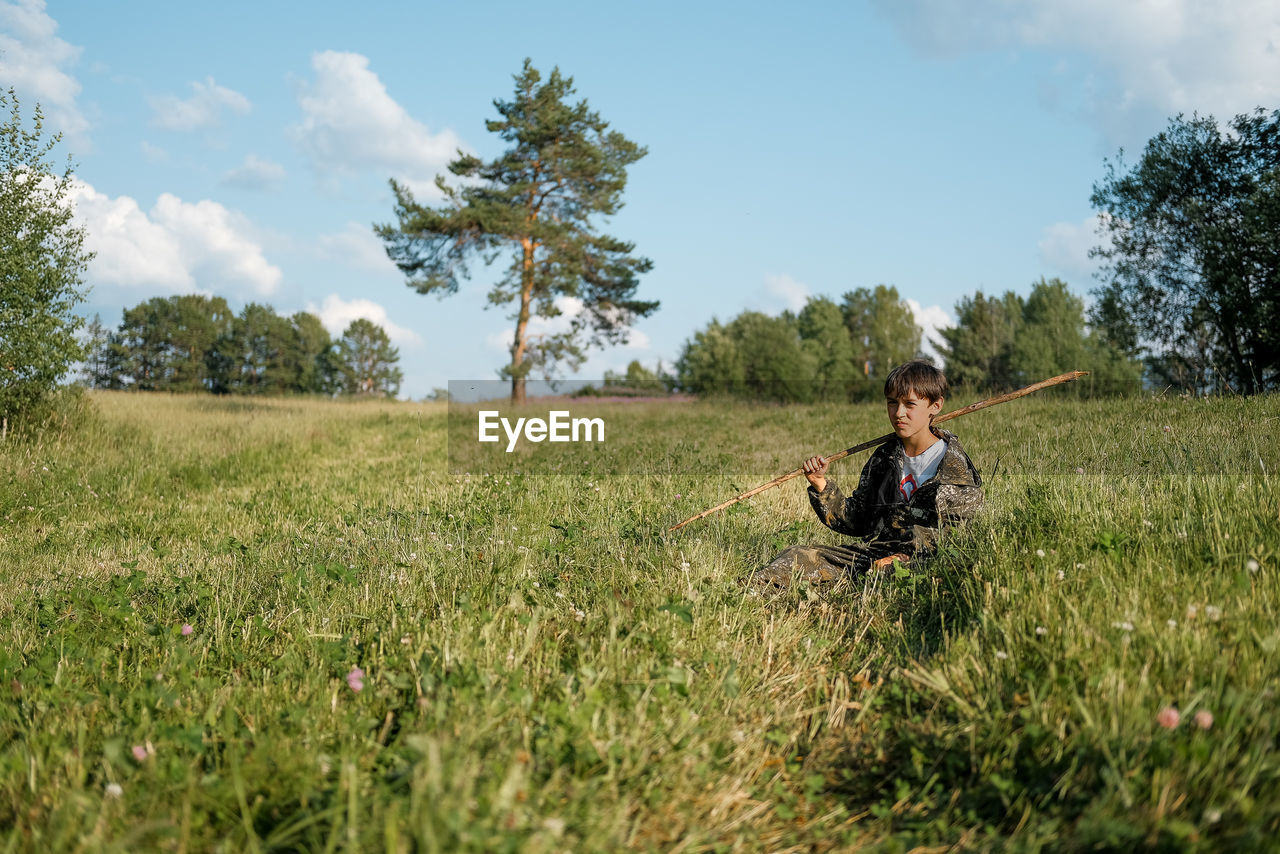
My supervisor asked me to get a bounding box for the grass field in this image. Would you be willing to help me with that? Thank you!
[2,390,1278,851]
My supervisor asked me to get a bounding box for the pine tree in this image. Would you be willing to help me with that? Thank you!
[376,60,657,402]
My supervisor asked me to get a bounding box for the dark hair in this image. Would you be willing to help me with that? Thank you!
[884,360,949,403]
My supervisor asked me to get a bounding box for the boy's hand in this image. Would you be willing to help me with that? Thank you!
[802,455,829,491]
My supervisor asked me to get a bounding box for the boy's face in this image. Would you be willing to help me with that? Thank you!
[886,390,943,442]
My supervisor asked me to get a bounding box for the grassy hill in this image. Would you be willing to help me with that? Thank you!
[1,390,1277,851]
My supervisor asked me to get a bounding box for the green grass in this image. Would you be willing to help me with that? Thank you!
[1,390,1277,851]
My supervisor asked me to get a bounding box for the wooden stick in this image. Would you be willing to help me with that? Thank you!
[668,370,1088,532]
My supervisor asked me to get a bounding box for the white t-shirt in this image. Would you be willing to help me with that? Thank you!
[897,439,947,502]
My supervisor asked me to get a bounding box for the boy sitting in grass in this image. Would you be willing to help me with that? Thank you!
[752,360,983,590]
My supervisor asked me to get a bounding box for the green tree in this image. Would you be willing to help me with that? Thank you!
[936,291,1025,390]
[207,303,294,395]
[675,319,744,396]
[797,296,857,400]
[1010,278,1088,384]
[841,285,921,395]
[0,88,93,422]
[116,297,171,390]
[1091,109,1280,393]
[78,313,115,389]
[335,318,402,398]
[287,311,333,394]
[726,311,815,402]
[376,60,657,403]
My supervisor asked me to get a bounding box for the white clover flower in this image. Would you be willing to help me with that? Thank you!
[574,609,585,621]
[1056,570,1066,581]
[1247,559,1260,573]
[1205,605,1222,621]
[1204,808,1222,824]
[532,581,540,588]
[555,591,565,599]
[1186,605,1198,619]
[1035,626,1047,636]
[996,651,1008,660]
[1035,549,1046,558]
[681,561,690,571]
[105,782,123,799]
[1167,619,1177,629]
[1112,621,1134,632]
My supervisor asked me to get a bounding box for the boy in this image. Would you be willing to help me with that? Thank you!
[752,360,982,590]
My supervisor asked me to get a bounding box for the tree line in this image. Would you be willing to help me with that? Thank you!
[80,295,403,398]
[670,279,1140,401]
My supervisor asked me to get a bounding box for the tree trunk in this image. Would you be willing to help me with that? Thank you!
[510,236,536,404]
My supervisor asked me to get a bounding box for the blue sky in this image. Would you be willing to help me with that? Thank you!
[6,0,1280,398]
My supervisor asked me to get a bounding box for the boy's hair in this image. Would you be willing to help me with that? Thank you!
[884,360,949,403]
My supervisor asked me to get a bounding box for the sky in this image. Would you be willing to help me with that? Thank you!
[6,0,1280,398]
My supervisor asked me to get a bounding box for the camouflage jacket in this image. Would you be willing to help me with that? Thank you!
[807,428,983,554]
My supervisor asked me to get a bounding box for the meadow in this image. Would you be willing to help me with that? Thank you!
[1,389,1277,851]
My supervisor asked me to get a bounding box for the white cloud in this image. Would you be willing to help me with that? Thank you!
[875,0,1280,142]
[290,51,465,195]
[149,76,251,132]
[308,294,422,347]
[221,154,286,190]
[1039,214,1106,282]
[761,273,811,313]
[318,222,397,274]
[140,141,169,163]
[906,298,954,362]
[68,179,282,296]
[0,0,88,139]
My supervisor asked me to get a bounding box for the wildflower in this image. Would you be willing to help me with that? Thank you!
[105,782,123,798]
[1157,706,1181,729]
[131,744,149,762]
[1035,549,1046,557]
[1167,619,1177,629]
[1074,467,1085,475]
[346,667,365,693]
[532,581,540,588]
[1035,626,1047,636]
[1204,808,1222,823]
[409,552,417,560]
[1056,570,1065,581]
[1194,709,1214,729]
[1186,605,1198,620]
[675,493,682,499]
[400,635,411,645]
[555,591,565,599]
[181,623,193,636]
[1205,605,1222,621]
[1112,621,1134,632]
[1247,559,1260,573]
[995,651,1008,660]
[1163,425,1171,432]
[681,561,690,571]
[574,609,585,621]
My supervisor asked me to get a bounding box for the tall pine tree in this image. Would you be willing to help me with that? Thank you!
[376,60,656,402]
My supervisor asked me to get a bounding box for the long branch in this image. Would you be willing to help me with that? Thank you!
[668,371,1088,532]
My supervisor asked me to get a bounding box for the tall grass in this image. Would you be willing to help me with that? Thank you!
[1,390,1276,851]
